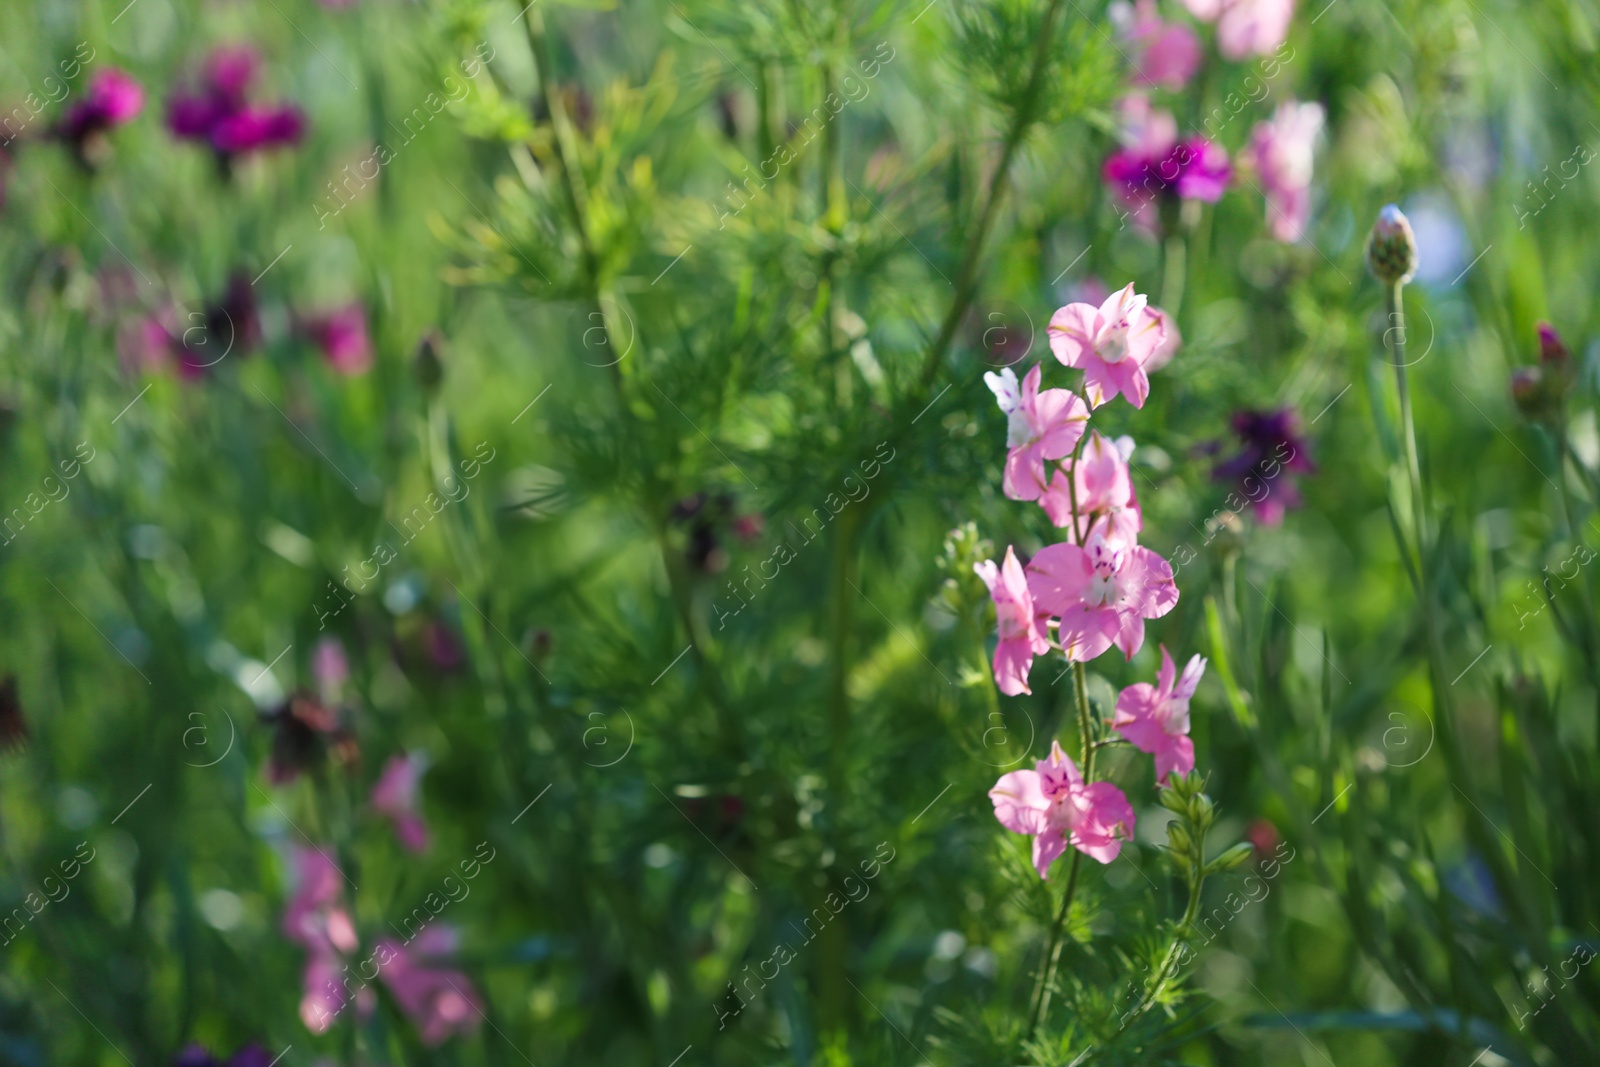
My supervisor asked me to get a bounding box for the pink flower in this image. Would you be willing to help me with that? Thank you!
[56,68,145,144]
[1113,645,1206,782]
[1117,0,1202,90]
[989,740,1137,875]
[304,305,373,375]
[1048,283,1168,409]
[313,636,349,704]
[371,753,430,853]
[1182,0,1295,60]
[374,932,483,1045]
[1245,100,1324,241]
[281,846,359,957]
[1027,530,1178,662]
[974,546,1052,696]
[280,845,364,1033]
[1040,431,1142,547]
[984,364,1089,499]
[1143,307,1181,372]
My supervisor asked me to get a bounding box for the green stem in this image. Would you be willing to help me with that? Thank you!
[1025,659,1095,1039]
[1127,867,1207,1026]
[1388,281,1426,560]
[1160,233,1187,322]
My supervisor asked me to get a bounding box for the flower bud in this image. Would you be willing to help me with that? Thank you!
[1510,366,1545,417]
[1186,792,1214,831]
[1366,204,1418,286]
[1537,322,1575,396]
[1205,842,1254,875]
[1158,788,1189,816]
[1166,820,1193,856]
[415,330,445,391]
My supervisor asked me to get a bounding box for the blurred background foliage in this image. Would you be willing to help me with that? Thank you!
[2,0,1600,1063]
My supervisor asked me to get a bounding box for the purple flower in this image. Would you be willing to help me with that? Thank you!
[1211,408,1314,525]
[167,46,305,164]
[1103,136,1230,229]
[55,68,145,155]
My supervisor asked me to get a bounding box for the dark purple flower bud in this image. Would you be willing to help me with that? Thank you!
[56,68,144,155]
[204,47,260,106]
[1509,366,1544,416]
[211,105,305,154]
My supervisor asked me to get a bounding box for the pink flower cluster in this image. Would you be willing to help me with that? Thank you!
[981,282,1208,877]
[1103,1,1322,243]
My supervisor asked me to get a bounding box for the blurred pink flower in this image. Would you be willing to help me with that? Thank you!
[304,305,373,375]
[56,68,145,145]
[1041,431,1142,547]
[313,636,349,703]
[990,740,1137,875]
[1182,0,1295,60]
[168,46,305,162]
[1143,306,1181,372]
[1027,530,1178,662]
[1117,0,1202,90]
[1245,100,1324,241]
[974,546,1052,697]
[371,753,430,853]
[281,846,358,957]
[1048,283,1169,409]
[374,932,483,1045]
[984,363,1089,500]
[1114,645,1206,782]
[280,845,364,1032]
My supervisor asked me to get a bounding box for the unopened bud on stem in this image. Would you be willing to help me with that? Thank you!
[1366,204,1418,286]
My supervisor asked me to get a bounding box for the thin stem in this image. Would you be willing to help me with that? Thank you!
[915,0,1069,396]
[1125,867,1207,1026]
[1388,281,1425,557]
[1026,658,1096,1040]
[1160,233,1187,322]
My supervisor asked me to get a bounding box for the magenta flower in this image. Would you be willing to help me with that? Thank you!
[1114,645,1206,782]
[56,68,145,147]
[168,46,305,164]
[304,304,373,375]
[1048,283,1169,409]
[990,740,1137,875]
[1103,137,1231,228]
[1245,100,1324,241]
[371,753,430,853]
[984,363,1089,499]
[1027,530,1178,662]
[1117,0,1202,90]
[374,929,483,1045]
[974,546,1052,696]
[1040,431,1142,547]
[1182,0,1295,60]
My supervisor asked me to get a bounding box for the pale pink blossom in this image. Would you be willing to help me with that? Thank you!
[281,846,359,957]
[1114,645,1206,782]
[984,363,1089,499]
[1143,307,1181,372]
[1040,432,1142,547]
[1183,0,1295,61]
[371,753,430,853]
[1116,0,1203,90]
[312,636,348,704]
[989,740,1137,875]
[1027,530,1178,662]
[1048,283,1168,409]
[974,546,1052,696]
[1245,100,1324,241]
[375,932,483,1045]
